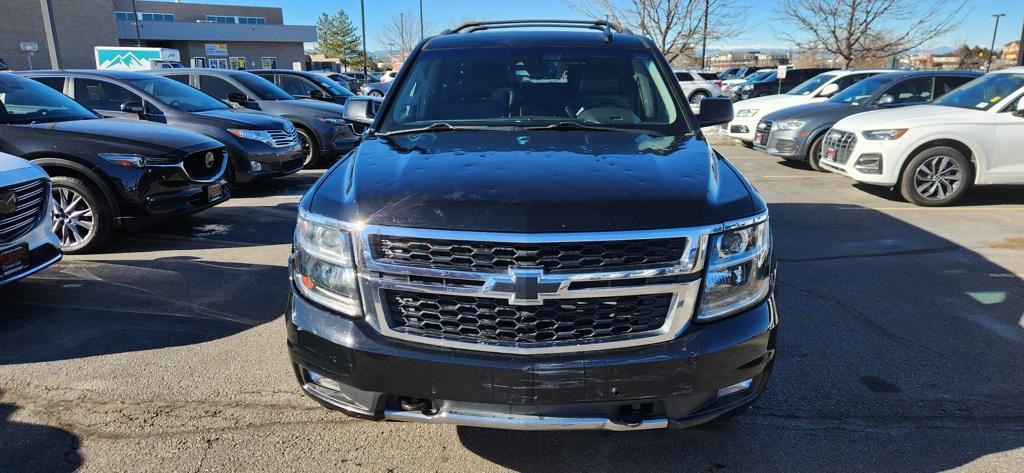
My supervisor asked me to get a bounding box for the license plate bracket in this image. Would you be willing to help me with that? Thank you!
[0,244,30,281]
[207,183,223,202]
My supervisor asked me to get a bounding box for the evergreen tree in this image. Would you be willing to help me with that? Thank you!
[314,9,362,67]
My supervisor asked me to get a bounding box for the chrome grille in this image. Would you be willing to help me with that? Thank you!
[821,129,857,165]
[267,129,299,148]
[0,179,48,244]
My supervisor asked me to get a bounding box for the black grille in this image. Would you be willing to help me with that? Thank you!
[182,149,225,182]
[755,120,772,146]
[384,290,673,344]
[0,179,47,244]
[369,236,687,273]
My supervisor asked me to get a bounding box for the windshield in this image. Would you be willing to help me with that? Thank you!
[933,73,1024,111]
[830,76,892,105]
[235,73,293,100]
[742,71,772,82]
[0,74,98,124]
[127,77,227,112]
[788,73,834,96]
[313,76,354,96]
[379,46,688,135]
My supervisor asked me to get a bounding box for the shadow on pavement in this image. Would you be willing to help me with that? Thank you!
[851,182,1024,206]
[229,169,324,199]
[458,203,1024,472]
[0,392,81,473]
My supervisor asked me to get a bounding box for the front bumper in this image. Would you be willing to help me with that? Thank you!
[752,128,807,159]
[227,141,305,184]
[117,179,231,229]
[287,290,778,430]
[0,213,61,287]
[314,122,359,157]
[723,115,759,143]
[820,137,898,186]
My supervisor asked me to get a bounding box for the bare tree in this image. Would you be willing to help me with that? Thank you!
[775,0,967,68]
[379,12,431,63]
[564,0,744,64]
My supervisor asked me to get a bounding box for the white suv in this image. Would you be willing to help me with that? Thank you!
[821,67,1024,206]
[725,69,895,143]
[673,69,723,105]
[0,153,61,286]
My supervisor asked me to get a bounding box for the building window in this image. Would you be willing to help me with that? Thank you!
[140,13,174,22]
[238,17,266,25]
[114,11,134,21]
[260,57,277,69]
[229,57,246,70]
[209,58,228,69]
[192,57,207,68]
[206,15,265,24]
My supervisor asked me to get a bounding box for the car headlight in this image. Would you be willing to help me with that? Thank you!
[741,84,754,90]
[292,210,362,317]
[775,120,807,131]
[315,116,347,126]
[228,128,276,147]
[861,128,908,140]
[98,153,179,168]
[698,217,772,321]
[735,109,759,118]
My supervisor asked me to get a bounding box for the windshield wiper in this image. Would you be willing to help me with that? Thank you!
[377,122,510,137]
[524,121,654,134]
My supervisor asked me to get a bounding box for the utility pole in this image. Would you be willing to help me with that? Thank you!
[361,0,368,78]
[38,0,61,69]
[700,0,709,70]
[1018,18,1024,67]
[987,13,1005,72]
[419,0,425,40]
[131,0,142,46]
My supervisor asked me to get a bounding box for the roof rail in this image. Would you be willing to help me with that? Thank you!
[443,19,628,43]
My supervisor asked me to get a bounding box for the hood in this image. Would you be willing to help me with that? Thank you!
[193,108,290,129]
[0,152,44,175]
[762,101,856,124]
[258,98,346,117]
[28,118,221,156]
[832,104,981,131]
[309,131,760,232]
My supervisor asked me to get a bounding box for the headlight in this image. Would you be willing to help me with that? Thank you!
[292,210,362,317]
[861,128,908,140]
[98,153,179,168]
[741,84,754,90]
[775,120,807,131]
[735,109,759,118]
[315,116,347,125]
[228,128,275,147]
[698,218,772,321]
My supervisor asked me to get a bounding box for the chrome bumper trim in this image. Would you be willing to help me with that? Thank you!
[383,409,669,431]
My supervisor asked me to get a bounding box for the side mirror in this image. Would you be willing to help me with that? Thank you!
[226,92,249,105]
[343,96,383,126]
[818,83,839,97]
[120,101,144,114]
[876,94,896,106]
[1013,100,1024,118]
[309,89,327,100]
[695,97,734,128]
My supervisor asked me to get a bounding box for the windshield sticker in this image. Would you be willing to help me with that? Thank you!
[990,96,1002,103]
[975,102,989,109]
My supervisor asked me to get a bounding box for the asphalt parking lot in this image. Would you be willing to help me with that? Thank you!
[2,137,1023,473]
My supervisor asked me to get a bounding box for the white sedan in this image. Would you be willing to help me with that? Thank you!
[821,67,1024,206]
[725,69,894,143]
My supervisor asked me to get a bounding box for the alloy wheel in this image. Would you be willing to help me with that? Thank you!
[298,131,314,167]
[689,92,708,105]
[913,155,962,201]
[51,187,94,248]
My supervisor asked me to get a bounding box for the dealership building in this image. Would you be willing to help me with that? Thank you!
[1,0,315,71]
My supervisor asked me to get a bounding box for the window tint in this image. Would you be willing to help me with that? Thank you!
[162,74,191,85]
[125,77,228,112]
[833,73,871,90]
[0,75,97,124]
[278,75,319,96]
[73,78,141,111]
[234,73,292,100]
[198,75,243,100]
[675,72,695,82]
[883,77,934,105]
[698,72,718,80]
[33,76,65,92]
[934,76,974,97]
[933,73,1024,110]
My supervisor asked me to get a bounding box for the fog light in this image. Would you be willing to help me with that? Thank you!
[730,125,749,134]
[853,153,882,174]
[717,378,753,398]
[250,161,262,172]
[308,370,343,392]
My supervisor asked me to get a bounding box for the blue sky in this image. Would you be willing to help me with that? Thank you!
[155,0,1024,52]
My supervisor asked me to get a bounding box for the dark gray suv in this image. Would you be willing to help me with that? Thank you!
[153,69,358,167]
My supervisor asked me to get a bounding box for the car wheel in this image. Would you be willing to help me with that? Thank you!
[689,91,709,105]
[806,134,827,172]
[899,146,972,206]
[368,90,384,98]
[297,128,320,168]
[50,176,113,254]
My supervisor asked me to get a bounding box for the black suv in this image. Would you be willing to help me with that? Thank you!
[737,67,837,100]
[21,70,303,184]
[251,70,355,105]
[287,20,777,431]
[153,69,358,167]
[0,73,229,253]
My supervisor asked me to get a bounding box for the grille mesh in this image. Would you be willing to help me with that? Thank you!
[821,129,857,165]
[0,179,47,244]
[384,290,673,344]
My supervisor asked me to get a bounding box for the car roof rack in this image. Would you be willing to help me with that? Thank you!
[443,19,628,43]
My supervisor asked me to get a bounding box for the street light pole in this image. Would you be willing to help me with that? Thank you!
[1017,17,1024,67]
[131,0,142,47]
[700,0,709,70]
[987,13,1005,72]
[361,0,368,78]
[420,0,425,40]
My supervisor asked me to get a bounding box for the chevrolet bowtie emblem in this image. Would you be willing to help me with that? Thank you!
[484,268,567,305]
[0,191,16,214]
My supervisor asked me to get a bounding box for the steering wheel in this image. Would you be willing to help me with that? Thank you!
[575,99,625,117]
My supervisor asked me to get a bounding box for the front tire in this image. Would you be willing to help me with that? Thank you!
[806,134,826,172]
[899,146,971,206]
[50,176,114,254]
[297,128,320,168]
[689,90,709,105]
[368,90,384,98]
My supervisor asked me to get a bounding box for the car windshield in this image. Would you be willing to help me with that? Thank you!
[0,74,98,124]
[126,77,228,112]
[932,73,1024,110]
[830,76,892,105]
[311,76,354,96]
[788,73,834,95]
[379,46,688,135]
[742,71,772,82]
[234,73,293,100]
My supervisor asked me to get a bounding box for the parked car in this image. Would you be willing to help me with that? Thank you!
[288,20,776,431]
[251,69,355,105]
[344,71,379,84]
[379,71,398,82]
[673,69,723,105]
[0,73,230,252]
[153,69,358,167]
[725,69,895,144]
[721,68,773,99]
[0,153,61,285]
[736,67,837,101]
[718,67,744,80]
[360,80,393,98]
[22,70,303,184]
[311,71,360,93]
[822,67,1024,206]
[754,70,980,171]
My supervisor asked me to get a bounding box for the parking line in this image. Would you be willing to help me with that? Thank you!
[838,206,1024,211]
